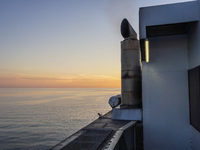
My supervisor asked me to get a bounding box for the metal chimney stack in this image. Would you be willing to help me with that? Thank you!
[121,18,142,107]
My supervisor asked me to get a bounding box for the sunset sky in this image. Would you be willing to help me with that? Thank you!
[0,0,193,88]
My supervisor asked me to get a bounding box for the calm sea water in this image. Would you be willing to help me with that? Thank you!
[0,88,120,150]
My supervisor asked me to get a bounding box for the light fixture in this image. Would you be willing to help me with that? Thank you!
[145,39,149,63]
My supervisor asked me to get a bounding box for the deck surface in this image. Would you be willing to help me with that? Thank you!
[51,111,131,150]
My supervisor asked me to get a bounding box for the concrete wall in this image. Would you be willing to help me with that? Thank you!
[142,35,191,150]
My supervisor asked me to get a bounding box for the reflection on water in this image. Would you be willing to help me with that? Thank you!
[0,88,120,150]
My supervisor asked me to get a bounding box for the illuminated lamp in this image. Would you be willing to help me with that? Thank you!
[145,39,149,62]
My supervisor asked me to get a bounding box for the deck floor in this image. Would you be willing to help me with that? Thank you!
[51,111,131,150]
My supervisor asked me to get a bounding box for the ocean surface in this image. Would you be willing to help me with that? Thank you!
[0,88,120,150]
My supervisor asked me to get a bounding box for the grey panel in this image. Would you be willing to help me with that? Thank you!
[142,35,190,149]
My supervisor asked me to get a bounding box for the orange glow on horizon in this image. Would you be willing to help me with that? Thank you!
[0,74,120,88]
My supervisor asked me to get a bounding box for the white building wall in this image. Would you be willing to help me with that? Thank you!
[142,35,191,150]
[140,2,200,150]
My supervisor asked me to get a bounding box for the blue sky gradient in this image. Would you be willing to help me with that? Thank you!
[0,0,193,87]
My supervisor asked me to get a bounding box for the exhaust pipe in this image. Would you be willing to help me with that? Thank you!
[121,18,142,108]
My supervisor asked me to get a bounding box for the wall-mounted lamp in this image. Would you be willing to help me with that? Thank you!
[145,39,149,63]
